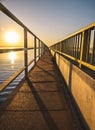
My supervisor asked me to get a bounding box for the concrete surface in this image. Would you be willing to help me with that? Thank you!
[0,50,83,130]
[51,50,95,130]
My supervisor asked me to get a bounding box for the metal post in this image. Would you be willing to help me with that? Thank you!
[77,34,80,59]
[79,31,84,68]
[24,29,28,79]
[41,41,43,56]
[34,36,36,65]
[60,42,61,52]
[86,30,91,62]
[43,43,45,53]
[38,40,40,58]
[91,28,95,65]
[82,30,90,62]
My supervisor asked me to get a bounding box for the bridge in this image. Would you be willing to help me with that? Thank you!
[0,3,95,130]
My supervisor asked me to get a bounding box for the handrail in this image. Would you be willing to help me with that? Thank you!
[0,3,48,91]
[50,22,95,71]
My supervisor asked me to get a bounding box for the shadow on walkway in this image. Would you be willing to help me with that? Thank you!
[27,77,59,130]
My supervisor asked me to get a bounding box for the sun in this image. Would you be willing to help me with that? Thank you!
[5,31,19,44]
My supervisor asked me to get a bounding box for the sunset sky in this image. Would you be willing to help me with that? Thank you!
[0,0,95,47]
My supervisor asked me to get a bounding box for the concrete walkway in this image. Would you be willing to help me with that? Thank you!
[0,50,83,130]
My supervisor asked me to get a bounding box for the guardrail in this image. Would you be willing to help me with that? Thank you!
[0,3,48,91]
[50,22,95,71]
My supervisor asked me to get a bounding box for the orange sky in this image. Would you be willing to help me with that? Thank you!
[0,13,35,48]
[0,0,95,47]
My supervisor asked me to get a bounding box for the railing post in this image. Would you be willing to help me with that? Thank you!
[91,27,95,65]
[41,41,43,56]
[43,44,45,53]
[42,42,43,54]
[43,43,45,53]
[38,39,40,58]
[60,42,61,52]
[79,32,84,68]
[24,29,28,79]
[34,36,36,65]
[41,42,43,55]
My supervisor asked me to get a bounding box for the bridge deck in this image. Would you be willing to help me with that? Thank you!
[0,50,83,130]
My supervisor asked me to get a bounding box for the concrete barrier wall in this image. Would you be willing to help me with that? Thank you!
[51,50,95,130]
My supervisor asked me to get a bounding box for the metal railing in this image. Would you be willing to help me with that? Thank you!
[50,22,95,71]
[0,3,48,91]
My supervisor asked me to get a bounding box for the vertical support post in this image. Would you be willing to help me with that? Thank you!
[42,43,44,54]
[41,41,43,56]
[61,42,63,53]
[24,29,28,79]
[40,41,41,56]
[77,34,80,59]
[43,43,44,54]
[75,35,77,58]
[34,36,36,65]
[86,30,91,62]
[91,28,95,65]
[55,44,56,51]
[60,42,61,52]
[82,30,90,62]
[79,31,84,68]
[44,44,46,52]
[38,39,40,58]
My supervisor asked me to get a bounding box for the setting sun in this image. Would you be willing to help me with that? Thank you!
[5,31,19,44]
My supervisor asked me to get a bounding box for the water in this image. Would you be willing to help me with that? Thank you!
[0,49,35,104]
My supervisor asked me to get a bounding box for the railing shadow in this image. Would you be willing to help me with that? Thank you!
[40,59,53,65]
[36,65,56,77]
[26,77,59,130]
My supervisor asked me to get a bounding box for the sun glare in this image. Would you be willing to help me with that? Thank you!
[5,31,19,43]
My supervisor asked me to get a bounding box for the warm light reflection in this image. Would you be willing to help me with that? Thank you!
[9,52,16,68]
[5,31,19,44]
